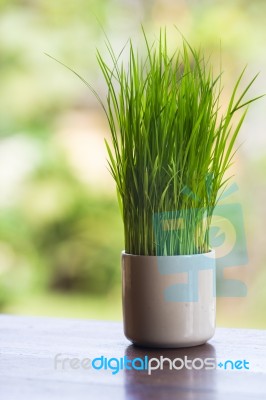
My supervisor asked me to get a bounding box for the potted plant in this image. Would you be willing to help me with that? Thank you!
[49,29,261,348]
[95,30,263,348]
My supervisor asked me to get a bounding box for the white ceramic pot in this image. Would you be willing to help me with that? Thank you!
[122,250,216,348]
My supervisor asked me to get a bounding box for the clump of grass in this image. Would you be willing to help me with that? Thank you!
[96,30,262,256]
[96,30,263,256]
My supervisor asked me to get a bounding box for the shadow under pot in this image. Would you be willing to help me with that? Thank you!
[122,250,216,348]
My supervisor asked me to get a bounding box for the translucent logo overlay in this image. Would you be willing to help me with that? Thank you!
[152,183,248,300]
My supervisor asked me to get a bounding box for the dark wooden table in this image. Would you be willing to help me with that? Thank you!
[0,315,266,399]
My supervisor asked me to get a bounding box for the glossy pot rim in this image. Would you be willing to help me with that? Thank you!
[122,249,215,260]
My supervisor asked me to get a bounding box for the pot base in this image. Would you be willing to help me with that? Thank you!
[130,339,209,349]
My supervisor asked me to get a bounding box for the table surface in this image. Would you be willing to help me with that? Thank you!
[0,315,266,400]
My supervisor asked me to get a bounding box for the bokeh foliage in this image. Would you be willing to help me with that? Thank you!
[0,0,266,326]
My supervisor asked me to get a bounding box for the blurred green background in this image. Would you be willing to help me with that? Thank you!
[0,0,265,327]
